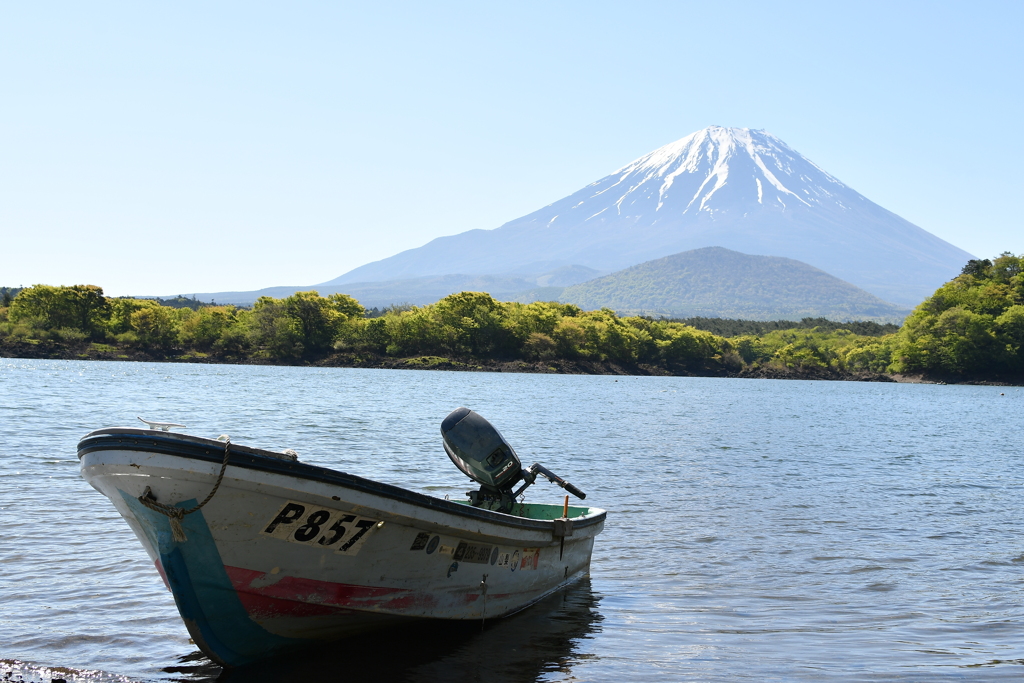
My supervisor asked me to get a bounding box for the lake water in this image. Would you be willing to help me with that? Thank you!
[2,359,1023,682]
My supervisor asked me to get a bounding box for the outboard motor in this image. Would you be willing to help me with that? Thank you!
[441,407,586,513]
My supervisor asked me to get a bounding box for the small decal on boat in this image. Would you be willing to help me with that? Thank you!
[447,561,459,578]
[510,550,521,572]
[496,552,511,567]
[425,536,440,554]
[518,548,540,571]
[410,532,430,551]
[261,501,378,556]
[455,542,493,564]
[490,547,499,565]
[437,544,456,556]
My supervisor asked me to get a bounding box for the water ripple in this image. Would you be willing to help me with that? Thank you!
[1,360,1022,681]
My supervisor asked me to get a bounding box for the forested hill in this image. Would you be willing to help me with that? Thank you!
[559,247,910,322]
[1,252,1020,383]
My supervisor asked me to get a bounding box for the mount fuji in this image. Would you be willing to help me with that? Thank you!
[326,126,973,307]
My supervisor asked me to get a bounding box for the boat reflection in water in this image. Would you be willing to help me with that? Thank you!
[186,578,603,683]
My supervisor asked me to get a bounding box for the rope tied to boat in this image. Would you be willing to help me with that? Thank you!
[137,437,232,542]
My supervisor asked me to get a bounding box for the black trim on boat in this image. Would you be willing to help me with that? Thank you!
[77,428,605,532]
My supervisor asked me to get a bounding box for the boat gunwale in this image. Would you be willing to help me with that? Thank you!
[78,428,606,531]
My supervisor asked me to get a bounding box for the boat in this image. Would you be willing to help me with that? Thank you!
[77,408,606,667]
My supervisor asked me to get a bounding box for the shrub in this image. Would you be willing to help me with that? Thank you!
[9,284,109,335]
[53,327,88,343]
[178,306,237,350]
[523,332,556,360]
[130,306,178,349]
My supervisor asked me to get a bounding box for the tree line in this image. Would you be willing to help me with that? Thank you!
[1,252,1021,380]
[669,317,900,338]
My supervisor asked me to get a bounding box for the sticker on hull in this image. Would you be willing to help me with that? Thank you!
[518,548,540,571]
[453,541,493,564]
[410,532,430,550]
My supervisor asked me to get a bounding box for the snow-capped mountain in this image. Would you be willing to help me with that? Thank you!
[327,126,973,306]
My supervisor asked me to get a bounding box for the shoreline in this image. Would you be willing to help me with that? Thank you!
[3,338,1020,386]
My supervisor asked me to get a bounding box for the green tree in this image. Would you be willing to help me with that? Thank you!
[9,284,109,335]
[654,324,721,369]
[891,252,1023,377]
[996,305,1024,371]
[360,316,391,353]
[178,306,239,350]
[249,296,303,358]
[522,332,557,360]
[961,259,992,278]
[327,293,365,320]
[108,298,157,335]
[283,291,340,352]
[551,317,590,358]
[431,291,513,356]
[129,306,178,348]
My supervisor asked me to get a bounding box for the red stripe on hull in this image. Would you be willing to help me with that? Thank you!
[224,566,496,619]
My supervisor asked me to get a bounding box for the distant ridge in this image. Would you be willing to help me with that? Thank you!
[167,266,603,308]
[171,248,912,321]
[329,126,972,306]
[558,247,910,322]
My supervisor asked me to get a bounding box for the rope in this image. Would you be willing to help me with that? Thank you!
[138,438,232,542]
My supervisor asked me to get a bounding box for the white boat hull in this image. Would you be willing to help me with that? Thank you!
[78,428,605,666]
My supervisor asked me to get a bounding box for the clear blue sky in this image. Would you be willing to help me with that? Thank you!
[2,1,1021,296]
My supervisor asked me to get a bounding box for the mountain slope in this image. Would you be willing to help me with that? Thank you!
[328,126,972,306]
[171,266,602,308]
[558,247,911,321]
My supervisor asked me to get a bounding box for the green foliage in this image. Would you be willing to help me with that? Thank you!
[9,284,109,336]
[177,306,239,351]
[327,293,365,320]
[301,292,725,368]
[5,258,1017,381]
[52,327,88,343]
[284,291,338,352]
[0,321,39,340]
[357,317,390,352]
[129,306,178,348]
[258,291,368,354]
[523,332,556,360]
[668,316,900,338]
[652,324,721,368]
[0,284,894,373]
[1,287,22,307]
[108,298,160,335]
[559,247,909,321]
[891,252,1023,376]
[721,326,907,374]
[843,336,898,373]
[150,295,214,310]
[249,296,304,359]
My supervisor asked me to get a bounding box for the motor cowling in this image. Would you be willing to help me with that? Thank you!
[441,407,523,496]
[442,407,586,513]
